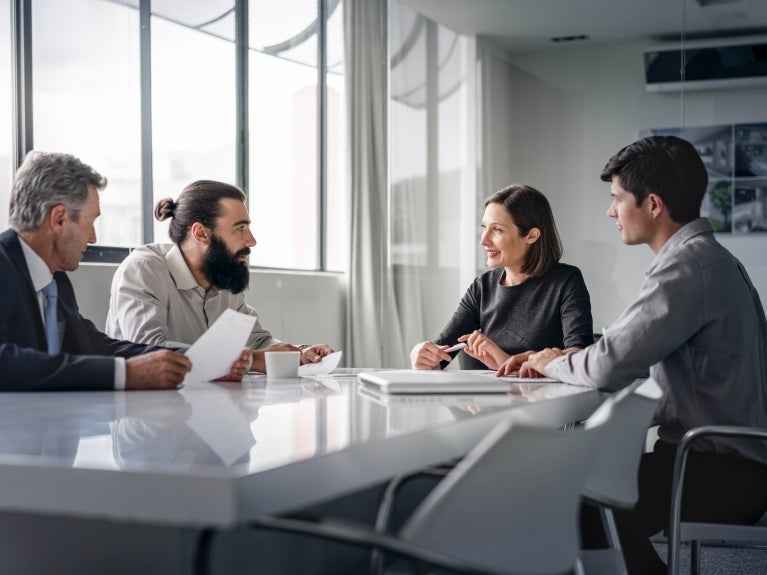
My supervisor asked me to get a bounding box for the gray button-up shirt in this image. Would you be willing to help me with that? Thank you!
[548,218,767,462]
[106,244,279,351]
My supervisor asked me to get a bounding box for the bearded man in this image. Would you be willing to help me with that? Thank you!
[106,180,333,373]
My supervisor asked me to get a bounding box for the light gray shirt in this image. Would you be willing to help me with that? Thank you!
[106,244,279,350]
[548,218,767,462]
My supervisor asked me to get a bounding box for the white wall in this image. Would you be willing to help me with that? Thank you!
[69,264,346,358]
[492,40,767,328]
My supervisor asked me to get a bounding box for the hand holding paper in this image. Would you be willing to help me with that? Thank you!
[298,350,343,376]
[183,309,257,385]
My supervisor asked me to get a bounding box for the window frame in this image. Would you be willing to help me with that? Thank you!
[9,0,341,271]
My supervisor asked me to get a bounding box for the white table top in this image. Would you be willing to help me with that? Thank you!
[0,372,602,528]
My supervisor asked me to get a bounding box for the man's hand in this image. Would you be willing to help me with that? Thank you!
[126,350,192,390]
[215,348,253,382]
[459,331,509,370]
[299,344,334,365]
[518,347,564,378]
[495,350,536,376]
[410,341,451,370]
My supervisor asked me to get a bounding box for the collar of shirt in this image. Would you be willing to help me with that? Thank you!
[646,217,713,276]
[18,235,54,292]
[165,243,220,297]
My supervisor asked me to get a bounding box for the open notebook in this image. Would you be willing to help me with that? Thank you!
[357,369,520,394]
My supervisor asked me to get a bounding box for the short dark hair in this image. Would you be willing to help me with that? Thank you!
[154,180,247,245]
[484,184,562,277]
[9,151,107,232]
[600,135,708,224]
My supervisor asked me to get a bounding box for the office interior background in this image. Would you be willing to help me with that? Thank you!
[2,0,767,370]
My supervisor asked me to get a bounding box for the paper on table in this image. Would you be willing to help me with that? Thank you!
[478,371,560,384]
[183,309,257,385]
[298,350,343,376]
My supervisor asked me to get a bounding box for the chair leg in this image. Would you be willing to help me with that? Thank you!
[193,529,216,575]
[370,468,452,575]
[690,540,701,575]
[600,507,622,553]
[370,474,408,575]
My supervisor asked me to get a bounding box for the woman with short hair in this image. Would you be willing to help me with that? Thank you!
[410,184,593,371]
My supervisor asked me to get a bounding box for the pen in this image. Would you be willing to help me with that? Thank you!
[443,342,468,353]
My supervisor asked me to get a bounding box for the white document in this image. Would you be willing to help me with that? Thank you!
[298,350,343,376]
[478,370,560,384]
[183,309,256,385]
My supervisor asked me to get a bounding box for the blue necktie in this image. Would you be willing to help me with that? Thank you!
[42,280,60,355]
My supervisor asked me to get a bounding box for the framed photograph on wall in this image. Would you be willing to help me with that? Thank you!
[642,122,767,234]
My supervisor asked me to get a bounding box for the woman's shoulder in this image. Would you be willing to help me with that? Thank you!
[473,268,504,288]
[543,262,584,279]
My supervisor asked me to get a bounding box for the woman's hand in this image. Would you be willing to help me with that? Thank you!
[410,341,451,370]
[459,331,509,370]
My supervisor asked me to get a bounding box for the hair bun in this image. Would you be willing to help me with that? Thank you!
[154,198,175,222]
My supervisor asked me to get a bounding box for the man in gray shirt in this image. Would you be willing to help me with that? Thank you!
[106,180,334,373]
[500,136,767,575]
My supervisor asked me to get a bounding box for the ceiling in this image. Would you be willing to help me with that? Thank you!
[397,0,767,54]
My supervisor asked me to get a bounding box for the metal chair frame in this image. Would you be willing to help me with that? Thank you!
[667,425,767,575]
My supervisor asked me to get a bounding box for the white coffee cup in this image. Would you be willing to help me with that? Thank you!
[265,351,300,379]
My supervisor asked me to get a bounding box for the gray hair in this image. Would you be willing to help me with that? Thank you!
[9,151,107,232]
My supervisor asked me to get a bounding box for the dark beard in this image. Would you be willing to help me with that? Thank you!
[202,234,250,294]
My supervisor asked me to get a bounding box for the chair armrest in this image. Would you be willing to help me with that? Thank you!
[667,426,767,574]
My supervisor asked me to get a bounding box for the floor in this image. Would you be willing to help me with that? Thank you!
[652,541,767,574]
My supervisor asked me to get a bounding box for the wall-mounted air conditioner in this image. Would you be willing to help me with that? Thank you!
[644,35,767,92]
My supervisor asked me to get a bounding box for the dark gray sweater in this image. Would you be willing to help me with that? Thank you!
[435,263,594,369]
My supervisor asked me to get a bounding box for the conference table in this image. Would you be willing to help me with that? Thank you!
[0,370,603,574]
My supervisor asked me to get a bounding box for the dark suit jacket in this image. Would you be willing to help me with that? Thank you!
[0,228,156,391]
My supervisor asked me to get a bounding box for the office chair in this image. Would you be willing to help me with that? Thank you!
[193,416,602,575]
[370,379,662,575]
[667,425,767,575]
[578,378,662,575]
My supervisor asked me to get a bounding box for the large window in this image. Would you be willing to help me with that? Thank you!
[0,0,11,229]
[324,0,345,272]
[32,0,141,247]
[10,0,344,271]
[248,0,345,271]
[151,4,236,244]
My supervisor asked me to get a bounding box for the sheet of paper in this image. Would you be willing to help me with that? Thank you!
[183,309,256,385]
[477,370,560,384]
[298,350,343,376]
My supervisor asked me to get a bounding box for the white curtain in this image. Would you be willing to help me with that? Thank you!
[344,0,476,369]
[344,0,406,368]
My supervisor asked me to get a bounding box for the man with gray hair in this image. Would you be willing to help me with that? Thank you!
[0,151,249,391]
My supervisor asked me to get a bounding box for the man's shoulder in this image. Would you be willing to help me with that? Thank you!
[121,243,174,268]
[672,232,734,271]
